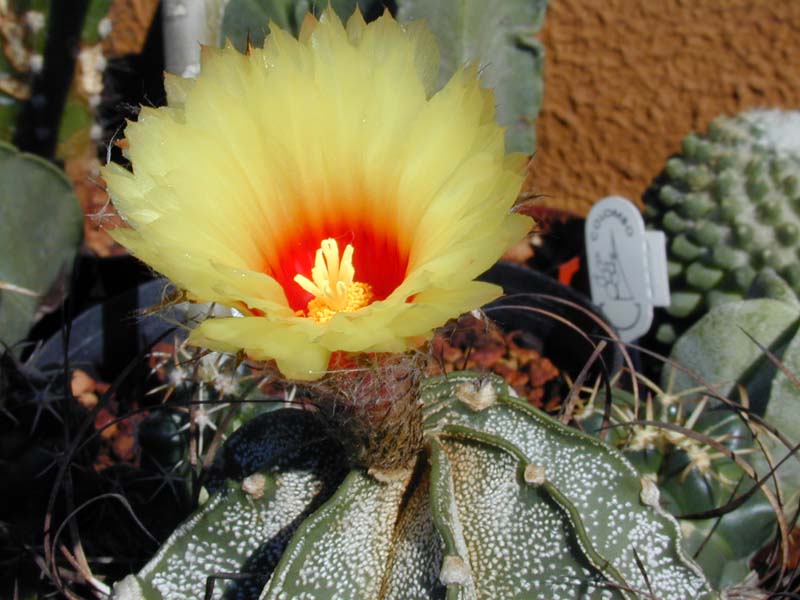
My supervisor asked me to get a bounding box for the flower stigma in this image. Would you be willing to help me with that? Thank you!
[293,238,374,323]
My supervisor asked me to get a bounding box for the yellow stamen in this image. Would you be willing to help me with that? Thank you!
[294,238,374,322]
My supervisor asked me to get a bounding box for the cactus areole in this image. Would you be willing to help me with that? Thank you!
[105,9,713,600]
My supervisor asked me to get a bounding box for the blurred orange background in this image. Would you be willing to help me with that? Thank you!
[531,0,800,215]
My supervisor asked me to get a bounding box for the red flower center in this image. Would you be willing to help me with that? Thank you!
[266,220,409,315]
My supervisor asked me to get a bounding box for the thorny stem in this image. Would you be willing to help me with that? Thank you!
[626,340,800,461]
[613,418,792,575]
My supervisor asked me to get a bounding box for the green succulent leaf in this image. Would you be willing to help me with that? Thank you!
[219,0,384,50]
[666,298,799,408]
[0,141,81,350]
[767,325,800,445]
[219,0,304,49]
[325,0,385,21]
[219,0,546,151]
[747,268,800,308]
[396,0,547,154]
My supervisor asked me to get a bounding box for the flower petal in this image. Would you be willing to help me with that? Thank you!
[105,9,532,380]
[189,317,331,381]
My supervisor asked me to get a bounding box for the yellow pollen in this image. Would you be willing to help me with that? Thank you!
[293,238,374,323]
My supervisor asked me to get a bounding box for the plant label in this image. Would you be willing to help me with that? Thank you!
[585,196,670,341]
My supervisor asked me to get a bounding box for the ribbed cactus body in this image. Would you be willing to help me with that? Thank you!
[577,388,775,590]
[644,109,800,343]
[113,373,714,600]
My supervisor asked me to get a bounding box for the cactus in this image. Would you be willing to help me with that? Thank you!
[112,372,713,600]
[666,298,800,511]
[146,335,279,439]
[138,334,282,479]
[643,109,800,345]
[395,0,547,154]
[611,296,800,592]
[576,383,775,590]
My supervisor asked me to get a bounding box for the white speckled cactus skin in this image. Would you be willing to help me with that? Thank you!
[112,373,715,600]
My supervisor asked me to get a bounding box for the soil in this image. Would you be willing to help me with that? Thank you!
[530,0,800,216]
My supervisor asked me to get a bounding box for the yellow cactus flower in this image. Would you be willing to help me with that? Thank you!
[103,9,532,380]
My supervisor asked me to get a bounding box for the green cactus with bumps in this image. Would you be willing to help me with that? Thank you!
[658,297,800,595]
[643,109,800,345]
[112,372,714,600]
[583,295,800,591]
